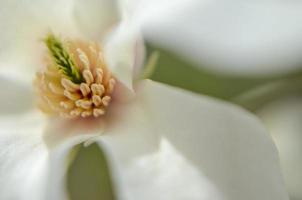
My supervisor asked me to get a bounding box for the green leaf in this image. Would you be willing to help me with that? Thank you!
[45,34,84,83]
[67,143,116,200]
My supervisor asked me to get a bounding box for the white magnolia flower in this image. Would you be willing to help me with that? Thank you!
[0,0,289,200]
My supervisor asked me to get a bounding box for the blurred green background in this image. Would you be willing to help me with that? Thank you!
[67,144,115,200]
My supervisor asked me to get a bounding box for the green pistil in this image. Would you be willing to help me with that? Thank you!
[44,34,84,84]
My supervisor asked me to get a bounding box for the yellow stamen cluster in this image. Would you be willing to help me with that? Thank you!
[35,37,116,118]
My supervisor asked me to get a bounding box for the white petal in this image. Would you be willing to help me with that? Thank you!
[0,75,33,114]
[73,0,120,39]
[96,80,288,200]
[142,1,302,76]
[0,111,95,200]
[258,96,302,200]
[0,0,80,80]
[104,21,144,90]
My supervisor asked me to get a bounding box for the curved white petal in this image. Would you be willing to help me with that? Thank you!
[0,111,96,200]
[73,0,120,39]
[142,1,302,76]
[96,80,288,200]
[104,21,144,90]
[0,0,79,81]
[258,96,302,200]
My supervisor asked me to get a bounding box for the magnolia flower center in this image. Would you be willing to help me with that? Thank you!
[35,34,116,118]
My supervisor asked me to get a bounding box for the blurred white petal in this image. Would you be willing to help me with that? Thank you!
[73,0,120,39]
[122,138,223,200]
[0,111,97,200]
[258,96,302,200]
[142,1,302,76]
[104,21,144,90]
[0,75,33,114]
[0,0,79,78]
[97,80,288,200]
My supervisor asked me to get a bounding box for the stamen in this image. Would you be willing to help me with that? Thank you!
[80,83,91,96]
[107,78,116,94]
[77,48,90,69]
[34,34,116,118]
[93,108,105,117]
[91,84,105,96]
[83,69,94,85]
[95,68,103,84]
[92,95,102,106]
[70,108,83,116]
[81,110,92,118]
[61,78,80,92]
[48,83,64,95]
[102,96,111,107]
[60,101,74,109]
[75,99,93,109]
[64,90,81,101]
